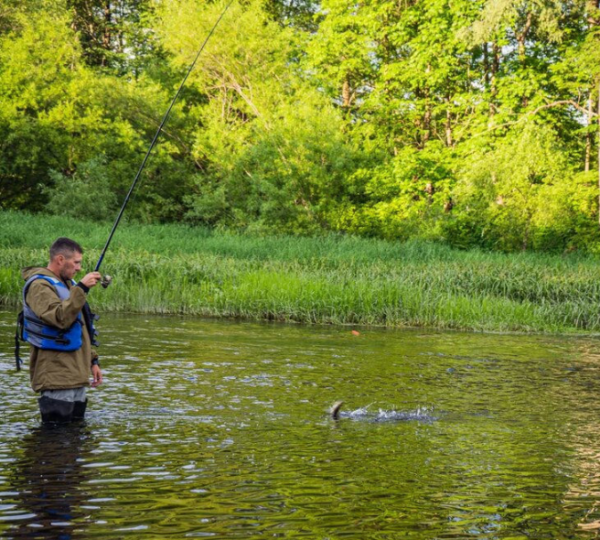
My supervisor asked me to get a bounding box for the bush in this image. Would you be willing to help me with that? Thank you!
[44,157,118,221]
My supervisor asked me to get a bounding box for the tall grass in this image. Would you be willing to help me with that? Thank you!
[1,211,600,332]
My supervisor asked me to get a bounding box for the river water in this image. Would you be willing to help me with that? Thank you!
[2,310,600,539]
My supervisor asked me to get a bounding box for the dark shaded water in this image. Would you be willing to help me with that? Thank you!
[2,310,600,538]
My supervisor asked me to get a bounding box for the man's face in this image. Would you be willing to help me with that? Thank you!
[58,252,83,281]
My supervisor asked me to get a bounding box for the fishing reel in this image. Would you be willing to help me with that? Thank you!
[100,275,113,289]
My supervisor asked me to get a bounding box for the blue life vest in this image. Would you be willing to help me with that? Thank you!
[21,275,83,352]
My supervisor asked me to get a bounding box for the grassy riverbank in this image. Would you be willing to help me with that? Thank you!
[2,211,600,333]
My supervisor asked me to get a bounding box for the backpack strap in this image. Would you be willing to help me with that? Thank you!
[15,311,24,371]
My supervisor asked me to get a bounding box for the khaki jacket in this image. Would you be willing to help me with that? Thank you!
[22,267,96,392]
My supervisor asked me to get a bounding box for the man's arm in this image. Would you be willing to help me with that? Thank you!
[90,349,102,386]
[26,280,87,329]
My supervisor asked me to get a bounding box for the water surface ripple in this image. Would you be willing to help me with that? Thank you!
[2,311,600,538]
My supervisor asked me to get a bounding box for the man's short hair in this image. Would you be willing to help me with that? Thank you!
[50,237,83,260]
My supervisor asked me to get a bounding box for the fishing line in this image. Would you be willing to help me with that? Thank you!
[94,0,235,273]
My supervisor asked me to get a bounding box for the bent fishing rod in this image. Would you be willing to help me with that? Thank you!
[94,0,235,278]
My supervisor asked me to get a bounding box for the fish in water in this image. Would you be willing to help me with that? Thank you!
[330,401,344,420]
[329,401,436,423]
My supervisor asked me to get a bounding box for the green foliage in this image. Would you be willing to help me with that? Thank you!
[339,142,455,240]
[4,211,600,332]
[68,0,158,73]
[44,157,118,221]
[185,86,362,233]
[0,0,195,222]
[0,0,600,251]
[0,4,81,210]
[155,0,364,233]
[448,122,594,252]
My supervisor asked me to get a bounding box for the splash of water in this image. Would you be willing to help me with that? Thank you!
[341,406,436,423]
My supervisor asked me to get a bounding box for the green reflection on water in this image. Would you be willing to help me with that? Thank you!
[1,311,600,538]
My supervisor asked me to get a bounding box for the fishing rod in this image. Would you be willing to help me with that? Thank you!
[94,0,235,277]
[15,6,235,371]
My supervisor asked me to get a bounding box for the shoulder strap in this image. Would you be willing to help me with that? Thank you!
[25,274,61,287]
[24,274,57,296]
[23,274,68,306]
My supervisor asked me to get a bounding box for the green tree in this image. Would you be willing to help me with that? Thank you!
[0,0,197,221]
[448,122,594,252]
[155,0,362,232]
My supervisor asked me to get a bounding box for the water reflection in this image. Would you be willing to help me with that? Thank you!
[7,424,92,539]
[3,312,600,538]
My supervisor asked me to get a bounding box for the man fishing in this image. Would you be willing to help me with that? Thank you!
[20,237,103,423]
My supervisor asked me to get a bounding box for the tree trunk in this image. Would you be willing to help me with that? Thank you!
[423,102,431,144]
[422,64,432,145]
[597,78,600,228]
[517,11,532,62]
[588,0,600,24]
[483,43,490,90]
[489,43,499,123]
[445,95,452,147]
[102,1,111,67]
[342,77,351,108]
[586,95,592,172]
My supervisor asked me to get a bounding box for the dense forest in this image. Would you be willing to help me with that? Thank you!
[1,0,600,252]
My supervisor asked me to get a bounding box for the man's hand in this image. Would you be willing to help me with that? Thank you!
[80,272,102,289]
[91,364,103,387]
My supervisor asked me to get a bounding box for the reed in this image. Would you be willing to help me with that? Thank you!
[1,210,599,332]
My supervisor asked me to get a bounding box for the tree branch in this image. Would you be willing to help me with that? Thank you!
[465,99,597,140]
